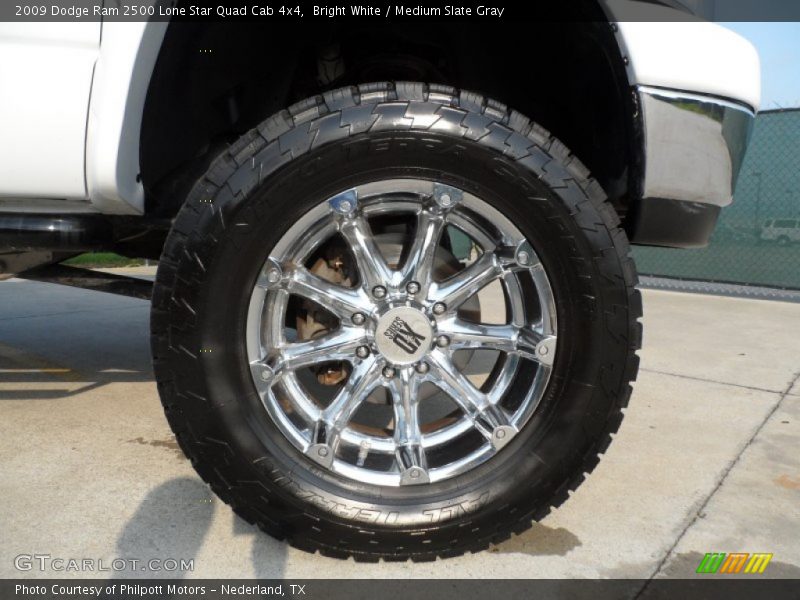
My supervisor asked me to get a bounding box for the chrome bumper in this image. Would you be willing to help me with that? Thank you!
[639,86,754,207]
[629,86,755,248]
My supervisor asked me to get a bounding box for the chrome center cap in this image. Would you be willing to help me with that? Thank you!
[374,306,433,365]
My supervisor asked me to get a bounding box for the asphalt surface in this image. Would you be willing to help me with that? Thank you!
[1,267,799,580]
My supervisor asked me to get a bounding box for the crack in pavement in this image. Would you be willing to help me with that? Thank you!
[633,368,800,598]
[640,367,798,396]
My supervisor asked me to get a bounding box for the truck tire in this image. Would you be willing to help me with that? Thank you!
[151,82,641,561]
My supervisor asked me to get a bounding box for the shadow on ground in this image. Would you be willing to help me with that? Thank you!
[113,478,289,580]
[488,523,582,556]
[113,478,214,578]
[0,318,152,401]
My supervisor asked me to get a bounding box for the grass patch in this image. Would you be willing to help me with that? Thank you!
[63,253,147,268]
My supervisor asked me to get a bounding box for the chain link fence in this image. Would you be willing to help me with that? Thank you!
[632,108,800,290]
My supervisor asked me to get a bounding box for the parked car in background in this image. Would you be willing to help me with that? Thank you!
[760,218,800,245]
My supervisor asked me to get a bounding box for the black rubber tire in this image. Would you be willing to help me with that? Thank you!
[151,81,642,561]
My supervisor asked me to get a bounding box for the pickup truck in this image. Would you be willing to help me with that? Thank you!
[0,1,759,561]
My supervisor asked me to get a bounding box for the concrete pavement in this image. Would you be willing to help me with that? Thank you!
[1,268,798,580]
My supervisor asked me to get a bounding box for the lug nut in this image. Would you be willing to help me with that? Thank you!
[382,366,396,379]
[260,367,274,382]
[440,193,452,207]
[266,268,281,283]
[517,251,530,266]
[317,446,329,457]
[330,190,358,215]
[538,345,549,356]
[415,362,429,374]
[356,346,370,359]
[495,429,507,439]
[432,302,447,315]
[372,286,387,299]
[352,312,366,326]
[436,335,450,348]
[406,281,420,295]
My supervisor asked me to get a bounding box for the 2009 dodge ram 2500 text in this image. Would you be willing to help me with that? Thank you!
[0,1,759,561]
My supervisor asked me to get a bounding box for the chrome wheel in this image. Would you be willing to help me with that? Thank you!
[246,179,557,486]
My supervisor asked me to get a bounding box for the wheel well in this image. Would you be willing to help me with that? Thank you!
[140,3,636,219]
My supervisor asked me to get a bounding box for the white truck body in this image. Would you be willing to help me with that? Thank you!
[0,12,759,216]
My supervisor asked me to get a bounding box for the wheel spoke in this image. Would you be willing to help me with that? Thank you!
[427,352,510,440]
[314,356,384,452]
[250,328,366,389]
[388,369,428,483]
[399,209,446,294]
[339,213,394,292]
[389,369,423,447]
[429,252,504,311]
[285,266,371,319]
[279,328,366,372]
[439,319,520,353]
[438,318,553,364]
